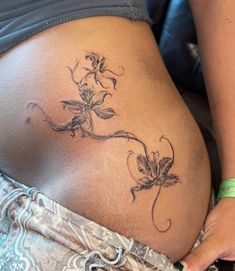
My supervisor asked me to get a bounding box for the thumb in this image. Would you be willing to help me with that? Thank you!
[175,236,222,271]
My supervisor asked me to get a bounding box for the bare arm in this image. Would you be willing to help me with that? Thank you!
[180,1,235,269]
[189,0,235,179]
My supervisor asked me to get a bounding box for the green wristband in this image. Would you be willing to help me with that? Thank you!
[217,178,235,201]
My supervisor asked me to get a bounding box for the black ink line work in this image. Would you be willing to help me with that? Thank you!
[128,136,180,232]
[27,51,180,232]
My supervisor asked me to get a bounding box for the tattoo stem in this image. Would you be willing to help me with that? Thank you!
[27,102,79,135]
[160,135,175,164]
[82,128,148,158]
[151,185,172,233]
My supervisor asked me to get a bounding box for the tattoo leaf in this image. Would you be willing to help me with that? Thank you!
[71,114,87,127]
[93,107,116,119]
[61,100,86,111]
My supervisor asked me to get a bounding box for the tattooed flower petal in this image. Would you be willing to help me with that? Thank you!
[80,87,95,104]
[163,174,180,187]
[136,154,151,176]
[147,160,157,178]
[85,53,96,66]
[107,77,117,89]
[99,61,106,72]
[152,151,159,165]
[159,157,173,176]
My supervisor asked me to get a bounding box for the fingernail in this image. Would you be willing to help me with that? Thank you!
[174,261,188,271]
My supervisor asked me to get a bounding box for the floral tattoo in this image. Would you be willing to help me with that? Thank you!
[27,51,180,232]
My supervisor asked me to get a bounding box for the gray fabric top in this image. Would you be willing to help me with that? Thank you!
[0,0,151,55]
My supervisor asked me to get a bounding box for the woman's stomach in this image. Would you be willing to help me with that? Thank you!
[0,17,211,262]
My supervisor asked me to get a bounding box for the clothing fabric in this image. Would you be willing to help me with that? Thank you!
[0,169,219,271]
[0,170,179,271]
[0,0,152,55]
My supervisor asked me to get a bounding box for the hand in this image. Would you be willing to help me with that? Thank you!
[178,197,235,271]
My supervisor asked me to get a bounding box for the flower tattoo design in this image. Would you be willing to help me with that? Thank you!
[27,51,180,232]
[83,52,124,89]
[128,136,180,232]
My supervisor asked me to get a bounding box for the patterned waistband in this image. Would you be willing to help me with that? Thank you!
[0,170,178,271]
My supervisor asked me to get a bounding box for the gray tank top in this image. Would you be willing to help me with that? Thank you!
[0,0,151,55]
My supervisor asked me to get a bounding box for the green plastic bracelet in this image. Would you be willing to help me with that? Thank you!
[217,178,235,201]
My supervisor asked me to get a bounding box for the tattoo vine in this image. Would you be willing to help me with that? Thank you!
[27,51,180,232]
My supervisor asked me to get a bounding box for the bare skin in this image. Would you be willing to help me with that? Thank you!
[0,17,210,262]
[180,1,235,270]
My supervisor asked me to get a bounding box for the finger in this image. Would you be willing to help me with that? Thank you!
[176,236,223,271]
